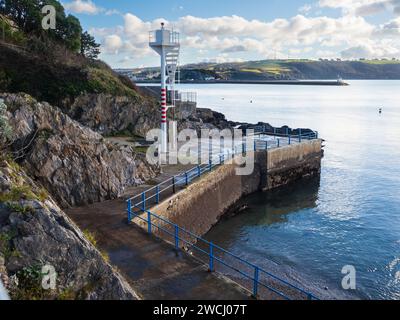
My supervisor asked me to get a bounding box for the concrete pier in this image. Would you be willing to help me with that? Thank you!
[67,138,322,300]
[136,139,323,239]
[66,191,251,300]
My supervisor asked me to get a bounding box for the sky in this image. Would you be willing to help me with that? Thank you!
[61,0,400,68]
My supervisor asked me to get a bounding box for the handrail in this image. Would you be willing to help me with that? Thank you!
[125,130,319,300]
[127,131,318,208]
[129,207,319,300]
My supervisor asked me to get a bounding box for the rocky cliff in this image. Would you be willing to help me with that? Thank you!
[66,93,235,138]
[0,158,139,300]
[66,93,160,137]
[2,93,159,208]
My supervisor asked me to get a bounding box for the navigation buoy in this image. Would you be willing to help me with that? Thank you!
[379,108,382,114]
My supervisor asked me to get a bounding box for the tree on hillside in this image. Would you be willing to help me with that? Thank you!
[59,14,82,52]
[0,0,42,34]
[80,31,100,59]
[0,0,82,52]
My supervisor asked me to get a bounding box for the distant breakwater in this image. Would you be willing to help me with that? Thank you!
[136,80,349,86]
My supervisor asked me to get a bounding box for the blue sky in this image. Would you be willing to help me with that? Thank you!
[62,0,400,67]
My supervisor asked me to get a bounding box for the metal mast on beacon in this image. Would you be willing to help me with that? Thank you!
[149,23,180,155]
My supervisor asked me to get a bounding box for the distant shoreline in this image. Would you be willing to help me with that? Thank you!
[136,80,349,86]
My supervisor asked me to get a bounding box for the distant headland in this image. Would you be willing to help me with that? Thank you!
[116,59,400,83]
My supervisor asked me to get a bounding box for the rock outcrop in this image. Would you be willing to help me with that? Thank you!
[67,94,234,137]
[0,159,139,300]
[178,108,234,132]
[66,93,160,137]
[1,93,159,208]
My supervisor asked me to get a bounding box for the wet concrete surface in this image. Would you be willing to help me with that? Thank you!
[66,164,251,300]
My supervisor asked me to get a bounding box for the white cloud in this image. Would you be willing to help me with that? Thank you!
[202,54,244,63]
[103,35,123,54]
[64,0,101,14]
[319,0,400,16]
[299,4,313,14]
[105,9,121,16]
[341,41,400,58]
[95,11,400,62]
[175,14,375,52]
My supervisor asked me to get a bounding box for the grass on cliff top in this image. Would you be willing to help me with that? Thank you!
[86,66,141,99]
[0,38,143,106]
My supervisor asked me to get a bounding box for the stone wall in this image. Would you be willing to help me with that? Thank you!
[265,139,323,190]
[136,139,322,239]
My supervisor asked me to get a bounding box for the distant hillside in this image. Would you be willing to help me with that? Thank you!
[132,59,400,81]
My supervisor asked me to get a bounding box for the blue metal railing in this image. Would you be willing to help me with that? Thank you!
[128,206,319,300]
[127,131,319,213]
[126,130,319,300]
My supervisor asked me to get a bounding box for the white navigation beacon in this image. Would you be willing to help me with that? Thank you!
[149,23,180,154]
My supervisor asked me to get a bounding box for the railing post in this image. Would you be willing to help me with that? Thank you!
[208,242,214,272]
[209,160,212,171]
[197,165,201,177]
[253,267,259,298]
[141,192,146,212]
[219,154,222,165]
[174,225,179,250]
[155,186,160,204]
[277,139,280,148]
[172,176,176,194]
[289,135,291,145]
[147,211,152,234]
[127,199,132,223]
[185,172,189,186]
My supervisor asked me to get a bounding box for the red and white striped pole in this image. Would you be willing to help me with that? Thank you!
[161,88,167,123]
[160,42,168,154]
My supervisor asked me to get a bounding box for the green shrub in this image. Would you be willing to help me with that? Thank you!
[87,67,139,98]
[6,203,35,214]
[11,265,52,300]
[0,184,38,202]
[82,229,110,263]
[0,230,20,260]
[57,287,76,300]
[134,146,149,154]
[83,229,97,246]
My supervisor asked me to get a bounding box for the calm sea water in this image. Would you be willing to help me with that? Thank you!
[179,81,400,299]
